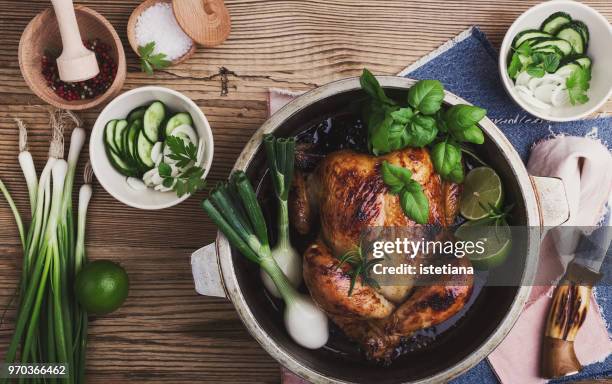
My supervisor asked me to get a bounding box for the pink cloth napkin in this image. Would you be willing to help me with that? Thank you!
[268,89,612,383]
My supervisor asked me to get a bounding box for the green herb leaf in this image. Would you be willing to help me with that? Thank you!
[336,247,382,296]
[165,136,198,168]
[526,65,545,78]
[566,66,591,105]
[380,161,412,194]
[360,69,396,106]
[407,80,445,115]
[435,109,448,133]
[138,41,171,75]
[431,141,462,177]
[452,124,485,144]
[516,42,532,56]
[405,115,438,147]
[158,162,172,177]
[507,52,522,79]
[445,104,487,144]
[447,163,465,183]
[542,53,561,73]
[400,185,429,224]
[390,107,413,124]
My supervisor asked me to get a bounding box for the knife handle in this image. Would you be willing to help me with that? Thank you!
[541,262,601,378]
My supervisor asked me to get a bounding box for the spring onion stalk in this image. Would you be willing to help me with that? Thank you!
[0,179,25,247]
[1,110,88,384]
[202,171,329,349]
[16,119,38,214]
[73,163,92,384]
[260,135,302,298]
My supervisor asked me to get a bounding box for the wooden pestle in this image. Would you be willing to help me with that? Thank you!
[50,0,99,82]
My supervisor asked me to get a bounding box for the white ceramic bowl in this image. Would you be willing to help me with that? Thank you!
[499,0,612,122]
[90,86,214,210]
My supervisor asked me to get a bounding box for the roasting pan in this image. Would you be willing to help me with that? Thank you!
[191,77,570,384]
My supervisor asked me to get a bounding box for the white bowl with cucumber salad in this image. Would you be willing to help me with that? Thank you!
[499,0,612,122]
[90,86,214,209]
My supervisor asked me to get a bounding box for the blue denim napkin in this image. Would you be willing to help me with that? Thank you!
[401,26,611,384]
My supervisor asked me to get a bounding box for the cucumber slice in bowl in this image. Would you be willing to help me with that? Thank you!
[165,112,193,137]
[530,39,572,56]
[556,23,586,54]
[540,11,572,34]
[136,130,155,169]
[104,120,119,154]
[143,101,166,142]
[124,120,142,169]
[512,30,552,48]
[127,106,147,123]
[113,120,130,158]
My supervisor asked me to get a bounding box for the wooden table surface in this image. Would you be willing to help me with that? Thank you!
[1,1,610,383]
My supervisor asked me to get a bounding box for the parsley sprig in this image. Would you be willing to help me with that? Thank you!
[158,136,206,197]
[138,41,171,75]
[566,66,591,105]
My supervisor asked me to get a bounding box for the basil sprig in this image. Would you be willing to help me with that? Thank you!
[360,69,487,186]
[380,161,429,224]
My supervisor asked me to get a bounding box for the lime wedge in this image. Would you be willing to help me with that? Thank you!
[455,218,512,269]
[460,167,503,220]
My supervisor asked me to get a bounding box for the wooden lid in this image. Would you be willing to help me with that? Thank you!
[172,0,231,47]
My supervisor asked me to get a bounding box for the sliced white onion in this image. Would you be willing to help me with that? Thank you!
[143,168,156,186]
[163,145,177,165]
[551,84,570,107]
[151,142,163,165]
[126,177,147,191]
[154,184,173,192]
[516,71,531,87]
[170,124,198,144]
[196,139,204,162]
[534,83,557,104]
[516,86,552,111]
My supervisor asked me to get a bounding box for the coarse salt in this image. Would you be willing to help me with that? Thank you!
[135,2,193,61]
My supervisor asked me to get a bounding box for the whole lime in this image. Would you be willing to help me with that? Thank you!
[75,260,129,315]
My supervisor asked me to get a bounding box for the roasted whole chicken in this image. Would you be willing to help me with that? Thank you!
[290,147,474,362]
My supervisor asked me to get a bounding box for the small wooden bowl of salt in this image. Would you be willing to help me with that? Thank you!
[127,0,196,65]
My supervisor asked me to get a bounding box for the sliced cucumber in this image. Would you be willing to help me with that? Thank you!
[136,130,155,169]
[113,120,130,157]
[165,112,193,137]
[124,119,142,168]
[530,39,572,56]
[556,24,585,54]
[105,145,138,177]
[127,106,147,123]
[541,12,572,35]
[513,29,552,48]
[104,120,119,154]
[143,101,166,143]
[570,20,590,47]
[532,46,565,57]
[574,56,592,69]
[556,63,582,77]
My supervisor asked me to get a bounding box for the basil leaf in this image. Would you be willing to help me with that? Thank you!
[369,114,397,155]
[390,107,413,124]
[452,124,485,144]
[360,69,396,106]
[400,184,429,224]
[445,105,487,130]
[407,80,445,115]
[405,115,438,147]
[566,66,591,106]
[448,163,465,183]
[431,141,461,177]
[435,109,448,133]
[380,161,412,194]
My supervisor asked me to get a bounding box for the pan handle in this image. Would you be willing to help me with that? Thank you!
[530,176,570,227]
[191,242,227,298]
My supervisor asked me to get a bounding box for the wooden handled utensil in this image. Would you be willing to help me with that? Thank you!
[541,225,611,378]
[49,0,99,82]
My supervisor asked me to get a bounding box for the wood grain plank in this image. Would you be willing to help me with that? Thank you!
[0,0,610,383]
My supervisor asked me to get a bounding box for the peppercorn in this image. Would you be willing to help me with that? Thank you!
[41,39,117,102]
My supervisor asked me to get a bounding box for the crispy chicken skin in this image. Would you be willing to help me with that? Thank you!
[293,147,472,362]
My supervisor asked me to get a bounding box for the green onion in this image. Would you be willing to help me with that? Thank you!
[260,135,301,298]
[1,111,90,384]
[202,170,328,349]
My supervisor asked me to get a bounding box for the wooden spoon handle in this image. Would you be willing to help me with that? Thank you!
[541,262,600,378]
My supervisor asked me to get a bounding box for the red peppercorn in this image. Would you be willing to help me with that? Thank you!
[41,38,117,102]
